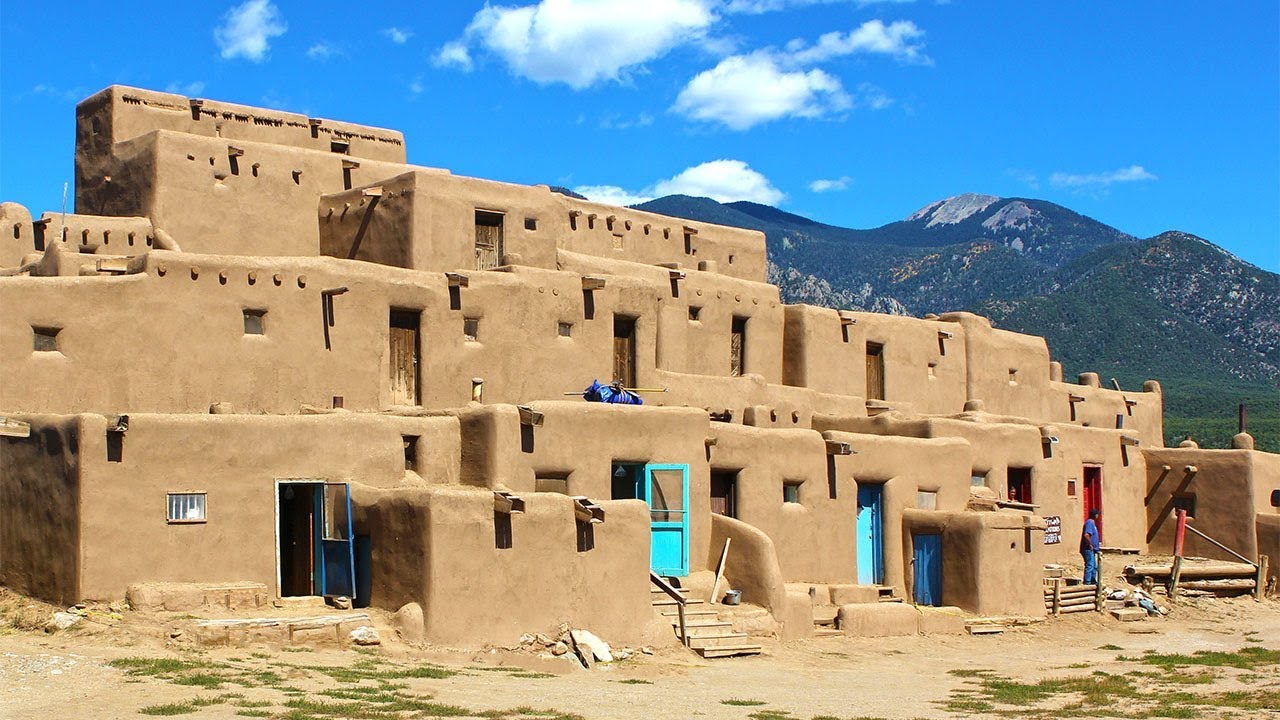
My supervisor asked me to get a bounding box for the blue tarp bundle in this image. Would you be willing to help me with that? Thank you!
[582,379,643,405]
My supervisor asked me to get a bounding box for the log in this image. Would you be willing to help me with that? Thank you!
[1058,604,1097,614]
[1177,579,1256,591]
[1125,562,1258,579]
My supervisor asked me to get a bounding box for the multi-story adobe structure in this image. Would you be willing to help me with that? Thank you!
[1,86,1276,650]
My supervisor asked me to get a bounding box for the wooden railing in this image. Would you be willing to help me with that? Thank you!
[650,572,688,646]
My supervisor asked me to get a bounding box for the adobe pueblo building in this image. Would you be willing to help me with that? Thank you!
[2,86,1276,653]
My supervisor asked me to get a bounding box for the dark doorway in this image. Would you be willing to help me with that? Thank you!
[389,310,420,406]
[730,317,747,376]
[279,483,319,596]
[710,471,738,518]
[1007,467,1033,504]
[613,316,637,387]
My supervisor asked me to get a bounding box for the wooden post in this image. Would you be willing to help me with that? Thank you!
[1052,578,1062,616]
[1173,509,1188,558]
[1095,577,1104,612]
[1239,403,1247,434]
[710,538,731,604]
[676,602,688,646]
[1257,555,1269,602]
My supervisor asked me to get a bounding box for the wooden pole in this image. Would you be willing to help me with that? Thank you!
[1257,555,1269,602]
[1173,509,1188,558]
[1239,403,1247,434]
[1184,523,1256,566]
[1052,578,1061,616]
[710,538,731,604]
[1169,555,1184,599]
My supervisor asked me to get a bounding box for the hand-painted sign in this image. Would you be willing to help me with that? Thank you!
[1044,515,1061,544]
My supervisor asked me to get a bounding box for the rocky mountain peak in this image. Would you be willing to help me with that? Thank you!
[906,193,1001,227]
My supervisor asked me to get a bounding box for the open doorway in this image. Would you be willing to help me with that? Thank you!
[710,470,738,518]
[277,481,356,599]
[1083,465,1103,541]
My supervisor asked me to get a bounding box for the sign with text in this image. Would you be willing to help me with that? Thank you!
[1044,515,1061,544]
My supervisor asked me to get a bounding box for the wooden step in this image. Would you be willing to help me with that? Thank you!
[814,628,842,638]
[661,608,718,618]
[687,633,753,649]
[676,621,733,638]
[694,644,763,659]
[652,598,704,607]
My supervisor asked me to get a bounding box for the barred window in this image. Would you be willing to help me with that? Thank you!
[167,493,207,523]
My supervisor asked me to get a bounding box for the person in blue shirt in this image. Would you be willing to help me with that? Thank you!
[1081,508,1102,585]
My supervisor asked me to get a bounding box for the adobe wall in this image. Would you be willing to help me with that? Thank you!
[705,424,855,583]
[456,402,712,573]
[70,412,458,600]
[76,86,405,167]
[1141,447,1267,562]
[0,415,81,605]
[824,430,972,598]
[1049,378,1164,445]
[78,131,423,257]
[405,488,657,646]
[940,312,1054,420]
[902,510,1048,617]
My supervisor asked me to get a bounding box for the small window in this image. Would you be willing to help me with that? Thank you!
[783,480,803,504]
[524,217,538,231]
[1067,480,1078,497]
[576,520,595,552]
[243,309,266,335]
[1008,368,1019,384]
[688,306,702,322]
[494,511,513,549]
[106,430,124,462]
[728,254,735,265]
[557,322,573,337]
[927,362,937,378]
[1172,493,1196,518]
[970,472,987,487]
[33,326,60,352]
[463,317,480,342]
[535,473,570,494]
[330,139,350,154]
[403,435,418,471]
[1271,489,1279,508]
[1007,467,1032,504]
[917,490,938,510]
[167,493,207,524]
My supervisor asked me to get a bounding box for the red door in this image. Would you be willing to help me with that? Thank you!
[1083,466,1103,541]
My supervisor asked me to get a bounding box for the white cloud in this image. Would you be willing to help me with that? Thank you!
[575,159,785,206]
[215,0,286,62]
[434,41,473,70]
[1006,168,1040,190]
[809,176,851,192]
[725,0,916,14]
[1049,165,1157,189]
[383,27,413,44]
[673,52,850,130]
[786,19,930,65]
[440,0,717,89]
[306,42,340,60]
[164,81,207,96]
[855,82,893,110]
[573,185,656,206]
[599,113,655,130]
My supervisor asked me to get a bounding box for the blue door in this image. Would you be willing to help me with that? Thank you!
[644,464,690,577]
[913,533,942,606]
[857,484,884,584]
[318,482,357,599]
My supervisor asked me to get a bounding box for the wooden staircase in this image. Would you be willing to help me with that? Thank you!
[650,580,761,659]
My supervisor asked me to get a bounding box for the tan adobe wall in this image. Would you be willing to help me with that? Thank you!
[1142,447,1276,562]
[358,486,658,646]
[902,510,1048,617]
[1048,378,1164,448]
[77,131,423,258]
[0,415,81,605]
[824,431,972,599]
[455,402,713,574]
[76,86,405,166]
[68,412,458,601]
[706,424,854,583]
[941,312,1054,419]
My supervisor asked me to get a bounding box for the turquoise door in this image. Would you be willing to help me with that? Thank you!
[913,533,942,606]
[857,484,883,584]
[644,464,690,577]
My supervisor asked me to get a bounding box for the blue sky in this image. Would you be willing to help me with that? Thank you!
[2,1,1277,270]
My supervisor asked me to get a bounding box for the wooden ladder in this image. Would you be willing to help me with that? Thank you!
[650,573,761,659]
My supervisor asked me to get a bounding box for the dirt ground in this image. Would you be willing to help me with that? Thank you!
[2,588,1278,720]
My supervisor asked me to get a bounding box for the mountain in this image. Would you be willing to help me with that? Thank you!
[632,194,1280,451]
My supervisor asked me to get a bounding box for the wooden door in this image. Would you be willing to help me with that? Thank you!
[475,211,503,270]
[613,316,636,387]
[1083,466,1103,540]
[389,310,420,406]
[912,534,943,606]
[710,471,737,517]
[857,484,884,584]
[730,317,747,376]
[865,342,885,400]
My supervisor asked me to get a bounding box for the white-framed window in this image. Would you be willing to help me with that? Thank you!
[167,492,207,524]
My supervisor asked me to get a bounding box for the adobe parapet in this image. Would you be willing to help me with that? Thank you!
[77,85,406,165]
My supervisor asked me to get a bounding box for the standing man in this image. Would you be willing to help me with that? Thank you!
[1081,508,1102,585]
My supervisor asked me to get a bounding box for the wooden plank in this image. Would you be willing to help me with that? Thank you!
[709,538,731,604]
[1185,524,1257,566]
[0,417,31,438]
